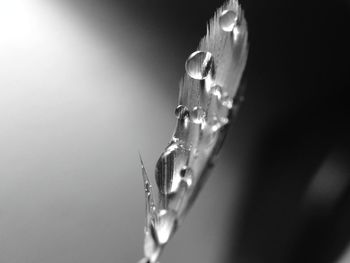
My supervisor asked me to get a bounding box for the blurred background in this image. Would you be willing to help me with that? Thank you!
[0,0,349,262]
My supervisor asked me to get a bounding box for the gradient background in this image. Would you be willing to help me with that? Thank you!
[0,0,349,263]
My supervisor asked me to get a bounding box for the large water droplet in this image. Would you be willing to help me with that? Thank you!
[155,143,190,194]
[219,10,238,32]
[180,166,194,187]
[190,106,206,124]
[175,105,190,120]
[154,209,178,245]
[185,51,214,80]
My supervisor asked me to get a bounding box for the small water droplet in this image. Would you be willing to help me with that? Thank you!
[190,106,206,124]
[185,51,214,80]
[210,85,223,99]
[154,209,178,245]
[219,10,238,32]
[212,124,221,133]
[219,117,229,126]
[221,93,233,109]
[180,166,194,187]
[175,105,190,120]
[208,117,223,132]
[150,204,156,213]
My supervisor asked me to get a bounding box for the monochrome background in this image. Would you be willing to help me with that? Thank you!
[0,0,349,263]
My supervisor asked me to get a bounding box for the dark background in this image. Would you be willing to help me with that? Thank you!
[114,0,350,262]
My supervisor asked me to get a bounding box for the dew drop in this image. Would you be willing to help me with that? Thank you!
[185,51,214,80]
[154,209,178,245]
[212,124,222,133]
[175,105,190,120]
[180,166,194,187]
[221,93,233,109]
[219,10,238,32]
[208,117,223,132]
[210,85,223,99]
[190,106,206,124]
[219,117,229,126]
[211,117,230,130]
[155,143,190,194]
[150,204,156,213]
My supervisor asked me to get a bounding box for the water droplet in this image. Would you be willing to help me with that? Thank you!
[155,143,190,194]
[219,117,229,126]
[190,106,206,124]
[219,10,238,32]
[212,124,221,133]
[210,85,223,99]
[208,117,223,132]
[221,93,233,109]
[154,209,178,245]
[175,105,190,120]
[185,51,214,80]
[180,166,194,187]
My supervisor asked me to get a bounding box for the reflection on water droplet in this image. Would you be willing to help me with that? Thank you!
[221,94,233,109]
[180,166,194,187]
[190,106,206,124]
[219,10,238,32]
[180,167,187,177]
[185,51,214,80]
[210,85,223,99]
[175,105,190,120]
[154,209,178,245]
[212,124,221,133]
